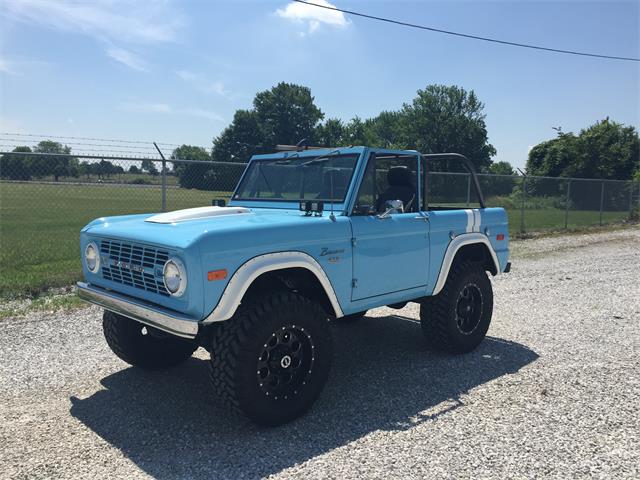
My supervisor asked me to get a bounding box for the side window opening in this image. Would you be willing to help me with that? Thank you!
[353,153,420,215]
[422,155,484,211]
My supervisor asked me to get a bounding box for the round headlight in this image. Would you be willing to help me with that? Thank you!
[163,258,187,296]
[85,242,100,272]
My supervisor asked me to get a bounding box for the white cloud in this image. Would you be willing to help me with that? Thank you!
[175,70,229,97]
[0,115,24,132]
[276,0,350,34]
[0,58,14,74]
[118,102,223,121]
[106,47,148,72]
[120,102,172,114]
[1,0,184,44]
[1,0,185,71]
[176,70,198,82]
[181,108,224,121]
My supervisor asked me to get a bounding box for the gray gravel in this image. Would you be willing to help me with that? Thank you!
[1,228,639,479]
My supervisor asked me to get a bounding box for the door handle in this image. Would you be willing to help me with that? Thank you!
[414,215,429,222]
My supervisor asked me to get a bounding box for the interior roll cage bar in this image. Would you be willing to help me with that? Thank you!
[422,153,486,209]
[275,145,486,210]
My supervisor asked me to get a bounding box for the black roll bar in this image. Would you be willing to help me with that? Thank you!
[421,153,486,209]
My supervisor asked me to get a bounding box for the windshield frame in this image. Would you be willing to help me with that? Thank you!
[229,147,366,210]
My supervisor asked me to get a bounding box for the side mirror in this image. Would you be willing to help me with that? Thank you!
[378,199,404,219]
[212,199,226,207]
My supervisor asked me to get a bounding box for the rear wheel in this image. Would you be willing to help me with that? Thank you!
[420,261,493,354]
[102,311,198,370]
[209,291,332,426]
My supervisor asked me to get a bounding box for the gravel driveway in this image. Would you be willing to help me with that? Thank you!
[1,228,639,479]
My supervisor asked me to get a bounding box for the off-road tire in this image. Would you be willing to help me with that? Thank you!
[102,310,198,370]
[209,291,332,426]
[420,261,493,354]
[332,310,367,323]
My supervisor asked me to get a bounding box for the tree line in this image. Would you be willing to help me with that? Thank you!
[0,141,161,181]
[2,82,638,190]
[172,82,638,191]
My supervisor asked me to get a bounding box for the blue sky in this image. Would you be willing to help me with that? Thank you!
[0,0,638,169]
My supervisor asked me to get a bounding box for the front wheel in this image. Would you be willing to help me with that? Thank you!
[209,292,333,426]
[102,311,198,370]
[420,261,493,354]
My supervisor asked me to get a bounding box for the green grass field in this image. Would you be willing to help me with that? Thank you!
[0,182,630,297]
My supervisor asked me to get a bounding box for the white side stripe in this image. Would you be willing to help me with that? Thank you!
[472,209,481,232]
[464,209,474,233]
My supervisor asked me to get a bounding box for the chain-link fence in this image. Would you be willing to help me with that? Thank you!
[1,149,638,297]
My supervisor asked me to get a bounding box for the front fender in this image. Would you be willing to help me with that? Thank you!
[202,251,344,323]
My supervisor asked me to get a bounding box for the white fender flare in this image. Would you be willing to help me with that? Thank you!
[432,233,500,296]
[202,251,344,323]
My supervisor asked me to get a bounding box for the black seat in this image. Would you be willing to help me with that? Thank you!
[376,166,416,213]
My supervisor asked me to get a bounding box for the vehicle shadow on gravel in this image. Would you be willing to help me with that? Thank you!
[70,314,538,479]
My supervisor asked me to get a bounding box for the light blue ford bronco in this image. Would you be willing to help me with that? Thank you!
[78,146,510,425]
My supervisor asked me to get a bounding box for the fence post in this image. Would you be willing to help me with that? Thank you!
[520,175,527,234]
[466,173,471,207]
[599,180,605,225]
[153,142,167,212]
[564,179,571,229]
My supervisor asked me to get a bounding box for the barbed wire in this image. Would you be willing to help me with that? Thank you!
[0,133,213,160]
[0,145,162,158]
[0,138,170,151]
[0,132,183,147]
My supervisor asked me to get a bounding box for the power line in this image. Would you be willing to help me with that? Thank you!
[293,0,640,62]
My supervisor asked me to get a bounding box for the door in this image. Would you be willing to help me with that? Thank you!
[349,152,430,300]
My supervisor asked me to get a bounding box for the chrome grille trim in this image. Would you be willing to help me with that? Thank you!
[100,239,170,296]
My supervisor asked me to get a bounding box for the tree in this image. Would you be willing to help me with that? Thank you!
[488,161,515,176]
[129,165,140,174]
[139,158,159,175]
[172,145,214,189]
[481,161,517,196]
[526,119,639,180]
[315,118,347,147]
[212,83,324,163]
[1,146,34,180]
[400,85,496,171]
[212,110,263,163]
[32,141,78,181]
[364,111,406,149]
[253,82,323,147]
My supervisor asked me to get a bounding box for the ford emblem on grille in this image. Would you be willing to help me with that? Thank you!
[111,258,145,273]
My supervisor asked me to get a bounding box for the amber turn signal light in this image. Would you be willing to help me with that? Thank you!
[207,269,228,281]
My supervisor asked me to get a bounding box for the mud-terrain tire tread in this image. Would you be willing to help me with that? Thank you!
[420,261,493,354]
[103,311,197,370]
[208,291,332,425]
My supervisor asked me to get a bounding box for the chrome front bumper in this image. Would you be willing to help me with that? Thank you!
[77,282,199,339]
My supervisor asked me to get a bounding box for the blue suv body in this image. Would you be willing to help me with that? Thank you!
[78,146,510,425]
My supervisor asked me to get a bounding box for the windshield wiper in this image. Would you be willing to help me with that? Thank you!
[298,149,341,167]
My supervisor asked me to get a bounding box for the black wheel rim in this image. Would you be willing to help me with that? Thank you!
[256,325,314,400]
[455,283,483,335]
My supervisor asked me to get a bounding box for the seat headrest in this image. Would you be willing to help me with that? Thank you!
[387,166,413,187]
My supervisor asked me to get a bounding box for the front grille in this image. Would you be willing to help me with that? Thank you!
[100,239,170,296]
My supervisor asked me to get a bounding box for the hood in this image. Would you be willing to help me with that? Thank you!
[145,206,251,224]
[82,206,336,249]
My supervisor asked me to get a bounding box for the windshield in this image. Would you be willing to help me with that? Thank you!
[233,153,359,202]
